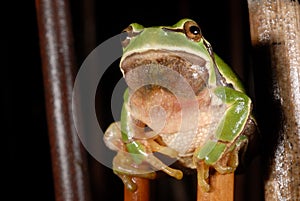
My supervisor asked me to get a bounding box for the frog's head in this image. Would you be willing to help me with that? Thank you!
[120,19,217,96]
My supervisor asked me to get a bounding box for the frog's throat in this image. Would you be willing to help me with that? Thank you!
[120,50,210,95]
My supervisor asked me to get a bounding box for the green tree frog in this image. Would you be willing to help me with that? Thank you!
[104,19,257,192]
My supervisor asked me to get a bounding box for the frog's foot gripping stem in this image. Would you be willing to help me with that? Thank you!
[114,158,183,192]
[212,150,238,175]
[112,147,183,192]
[213,135,248,174]
[104,121,183,191]
[113,170,156,192]
[196,161,211,192]
[195,151,236,192]
[112,151,157,191]
[194,135,249,192]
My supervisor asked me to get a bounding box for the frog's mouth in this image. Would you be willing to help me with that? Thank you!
[120,50,209,96]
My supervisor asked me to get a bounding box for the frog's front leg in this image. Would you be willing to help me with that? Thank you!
[105,121,182,191]
[194,86,252,192]
[106,89,183,191]
[213,135,248,174]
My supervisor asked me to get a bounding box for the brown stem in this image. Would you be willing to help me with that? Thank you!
[124,178,150,201]
[197,173,234,201]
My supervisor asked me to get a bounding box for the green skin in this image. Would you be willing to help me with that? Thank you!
[104,19,256,192]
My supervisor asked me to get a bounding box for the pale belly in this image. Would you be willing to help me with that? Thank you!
[129,86,226,168]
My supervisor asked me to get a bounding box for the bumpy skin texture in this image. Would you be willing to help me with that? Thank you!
[104,19,257,192]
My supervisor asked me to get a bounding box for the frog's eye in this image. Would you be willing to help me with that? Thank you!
[184,21,202,42]
[120,25,142,48]
[120,25,133,48]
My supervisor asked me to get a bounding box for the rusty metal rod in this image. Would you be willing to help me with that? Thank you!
[35,0,91,200]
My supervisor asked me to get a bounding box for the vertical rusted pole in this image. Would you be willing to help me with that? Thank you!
[35,0,91,201]
[247,0,300,200]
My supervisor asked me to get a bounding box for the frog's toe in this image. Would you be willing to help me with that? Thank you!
[147,154,183,180]
[196,161,210,192]
[114,171,137,191]
[113,151,156,175]
[114,169,157,192]
[108,150,157,190]
[198,176,210,192]
[213,163,235,174]
[103,122,124,151]
[112,151,157,191]
[213,149,238,174]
